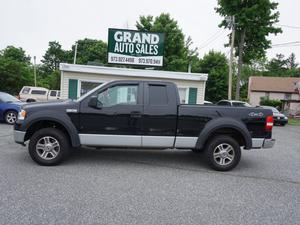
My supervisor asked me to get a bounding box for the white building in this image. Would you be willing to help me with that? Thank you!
[60,63,208,104]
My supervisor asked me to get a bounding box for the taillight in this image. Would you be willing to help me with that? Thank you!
[265,116,274,131]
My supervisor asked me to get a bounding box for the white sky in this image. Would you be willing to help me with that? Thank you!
[0,0,299,64]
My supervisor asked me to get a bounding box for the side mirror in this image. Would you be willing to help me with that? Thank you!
[88,96,102,109]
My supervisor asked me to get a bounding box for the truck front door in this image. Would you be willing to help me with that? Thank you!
[79,81,143,147]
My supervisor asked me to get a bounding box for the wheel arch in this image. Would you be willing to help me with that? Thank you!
[196,117,252,150]
[24,117,80,147]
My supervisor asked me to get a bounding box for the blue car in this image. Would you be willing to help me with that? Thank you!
[0,92,24,124]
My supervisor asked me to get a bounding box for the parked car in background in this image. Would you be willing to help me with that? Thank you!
[0,92,24,124]
[260,106,288,126]
[217,100,252,107]
[19,86,60,102]
[204,100,213,105]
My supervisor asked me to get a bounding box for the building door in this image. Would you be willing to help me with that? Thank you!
[78,81,143,147]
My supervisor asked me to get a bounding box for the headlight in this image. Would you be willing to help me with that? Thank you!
[18,109,27,120]
[284,116,288,120]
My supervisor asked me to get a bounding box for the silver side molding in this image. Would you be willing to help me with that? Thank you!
[79,134,142,147]
[142,136,175,148]
[78,134,199,149]
[174,137,198,148]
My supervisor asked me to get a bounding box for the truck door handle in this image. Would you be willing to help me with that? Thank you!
[130,111,142,118]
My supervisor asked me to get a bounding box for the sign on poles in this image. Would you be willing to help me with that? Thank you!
[107,28,165,67]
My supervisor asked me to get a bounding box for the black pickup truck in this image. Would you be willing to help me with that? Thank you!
[14,80,275,171]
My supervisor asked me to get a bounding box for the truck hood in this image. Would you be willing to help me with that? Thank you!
[22,100,78,112]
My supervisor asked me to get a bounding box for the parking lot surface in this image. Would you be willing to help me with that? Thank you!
[0,124,299,225]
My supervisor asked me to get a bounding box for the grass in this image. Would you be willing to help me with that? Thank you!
[288,118,300,126]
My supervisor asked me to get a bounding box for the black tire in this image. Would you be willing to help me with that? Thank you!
[205,135,241,171]
[28,128,70,166]
[4,110,17,124]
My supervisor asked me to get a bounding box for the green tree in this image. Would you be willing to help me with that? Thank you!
[41,41,70,74]
[72,38,107,65]
[286,53,298,69]
[265,53,300,77]
[216,0,282,100]
[136,13,193,71]
[0,46,33,94]
[194,51,229,102]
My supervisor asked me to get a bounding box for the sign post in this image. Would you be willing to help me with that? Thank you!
[107,28,165,67]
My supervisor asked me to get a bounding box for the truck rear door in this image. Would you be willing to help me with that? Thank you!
[142,82,178,148]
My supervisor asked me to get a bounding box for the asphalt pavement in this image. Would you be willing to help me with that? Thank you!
[0,123,299,225]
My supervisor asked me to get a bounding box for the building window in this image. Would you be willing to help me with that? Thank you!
[284,93,291,100]
[80,81,102,96]
[178,87,188,104]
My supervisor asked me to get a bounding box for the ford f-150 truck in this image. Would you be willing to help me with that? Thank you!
[14,80,275,171]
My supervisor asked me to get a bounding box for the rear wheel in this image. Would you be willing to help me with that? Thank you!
[205,135,241,171]
[5,110,17,124]
[28,128,70,166]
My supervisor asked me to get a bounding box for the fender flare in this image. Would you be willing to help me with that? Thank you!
[195,117,252,150]
[24,111,80,147]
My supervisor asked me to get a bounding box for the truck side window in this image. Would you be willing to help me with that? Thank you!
[49,91,56,97]
[218,101,230,106]
[97,85,138,107]
[149,85,168,105]
[31,90,47,95]
[22,87,30,94]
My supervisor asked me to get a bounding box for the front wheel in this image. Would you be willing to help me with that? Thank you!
[205,135,241,171]
[28,128,70,166]
[5,110,17,124]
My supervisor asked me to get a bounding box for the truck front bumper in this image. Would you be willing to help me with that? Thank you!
[252,138,275,149]
[14,130,26,145]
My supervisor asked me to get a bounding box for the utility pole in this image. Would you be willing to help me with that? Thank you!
[228,15,235,100]
[73,42,78,64]
[33,56,37,87]
[188,62,192,73]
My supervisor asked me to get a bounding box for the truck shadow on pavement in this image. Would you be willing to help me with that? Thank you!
[64,147,256,172]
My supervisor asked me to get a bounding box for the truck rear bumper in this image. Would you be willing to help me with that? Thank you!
[252,138,275,149]
[14,130,25,145]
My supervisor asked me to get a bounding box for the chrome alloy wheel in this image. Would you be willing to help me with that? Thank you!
[213,143,235,166]
[6,112,17,124]
[36,136,60,160]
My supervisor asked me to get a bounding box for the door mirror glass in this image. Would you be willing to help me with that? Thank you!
[88,96,102,109]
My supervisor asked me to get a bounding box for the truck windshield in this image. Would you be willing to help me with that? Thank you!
[76,82,107,102]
